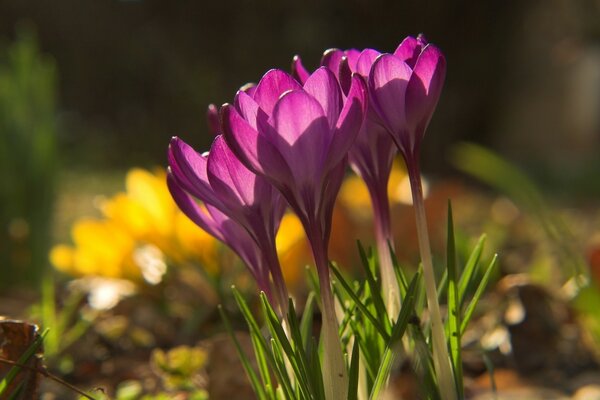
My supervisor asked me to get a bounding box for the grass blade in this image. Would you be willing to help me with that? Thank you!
[445,202,463,398]
[461,254,498,334]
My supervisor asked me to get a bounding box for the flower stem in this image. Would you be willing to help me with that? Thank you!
[370,185,401,319]
[264,243,289,316]
[407,159,457,400]
[309,223,348,400]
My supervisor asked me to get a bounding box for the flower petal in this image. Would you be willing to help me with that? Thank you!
[207,135,258,207]
[302,67,343,130]
[166,172,223,242]
[253,69,302,115]
[221,103,293,185]
[270,90,330,186]
[320,48,344,79]
[206,104,220,136]
[393,36,423,68]
[327,74,367,170]
[168,137,223,207]
[291,55,310,84]
[368,54,413,137]
[355,48,381,77]
[234,90,262,129]
[405,44,446,136]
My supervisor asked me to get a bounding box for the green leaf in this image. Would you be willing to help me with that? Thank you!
[356,242,392,333]
[330,264,390,342]
[461,254,498,334]
[369,271,420,400]
[445,202,463,398]
[457,234,486,308]
[347,339,360,400]
[218,305,268,399]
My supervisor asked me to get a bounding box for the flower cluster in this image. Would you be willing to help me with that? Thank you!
[168,34,448,399]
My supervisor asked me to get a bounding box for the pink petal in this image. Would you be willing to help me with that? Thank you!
[320,48,344,79]
[168,137,222,207]
[270,90,330,185]
[234,90,261,129]
[253,69,302,115]
[368,54,413,136]
[291,55,310,84]
[393,36,423,68]
[206,104,220,136]
[221,103,292,185]
[327,74,367,170]
[355,49,381,77]
[207,135,258,207]
[166,173,224,242]
[405,44,446,136]
[302,67,343,130]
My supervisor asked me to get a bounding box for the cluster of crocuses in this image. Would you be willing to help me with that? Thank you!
[167,35,453,400]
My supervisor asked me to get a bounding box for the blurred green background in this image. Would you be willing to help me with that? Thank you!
[1,0,600,288]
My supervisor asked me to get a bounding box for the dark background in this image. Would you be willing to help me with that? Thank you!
[1,0,600,181]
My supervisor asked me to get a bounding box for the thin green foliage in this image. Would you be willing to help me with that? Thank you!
[461,255,498,335]
[218,304,269,399]
[445,202,463,398]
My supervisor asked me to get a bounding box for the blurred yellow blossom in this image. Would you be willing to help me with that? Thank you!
[50,168,218,283]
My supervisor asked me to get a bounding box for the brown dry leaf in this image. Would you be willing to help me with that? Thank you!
[0,319,43,399]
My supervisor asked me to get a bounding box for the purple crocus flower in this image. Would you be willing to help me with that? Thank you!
[294,47,401,318]
[368,35,446,170]
[369,36,457,399]
[167,135,289,312]
[221,67,367,398]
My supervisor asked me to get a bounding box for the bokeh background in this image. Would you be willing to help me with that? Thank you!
[1,0,600,285]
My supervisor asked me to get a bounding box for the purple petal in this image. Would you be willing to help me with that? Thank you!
[253,69,302,115]
[168,137,223,207]
[327,74,367,170]
[393,36,423,68]
[221,104,293,185]
[302,67,343,130]
[344,49,361,71]
[206,104,220,136]
[338,57,353,95]
[320,48,344,79]
[405,44,446,137]
[291,55,310,84]
[355,49,381,77]
[234,90,261,129]
[167,172,224,242]
[368,54,413,137]
[269,90,330,185]
[207,135,259,207]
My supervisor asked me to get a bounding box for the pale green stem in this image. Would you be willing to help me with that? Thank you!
[309,223,348,400]
[407,160,457,400]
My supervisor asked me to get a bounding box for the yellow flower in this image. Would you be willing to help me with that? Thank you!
[50,168,218,282]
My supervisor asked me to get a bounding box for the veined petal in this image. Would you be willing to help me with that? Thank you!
[368,54,413,136]
[394,36,423,68]
[234,90,261,129]
[302,67,343,131]
[291,55,310,84]
[221,104,292,185]
[327,74,367,170]
[270,90,330,185]
[253,69,302,115]
[355,48,381,77]
[207,135,258,207]
[320,48,344,79]
[405,44,446,136]
[206,104,220,136]
[337,49,361,95]
[168,137,222,207]
[166,173,224,242]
